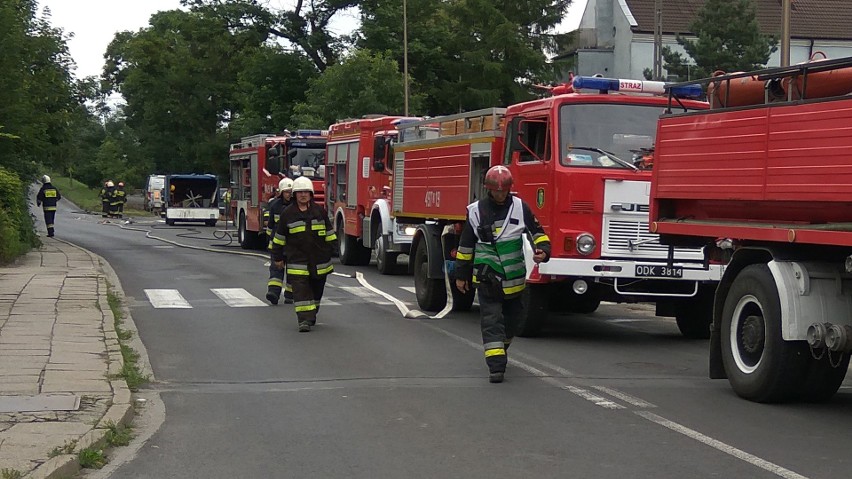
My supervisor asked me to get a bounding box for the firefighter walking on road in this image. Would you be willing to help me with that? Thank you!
[269,176,337,332]
[36,175,61,237]
[454,166,551,383]
[265,177,294,305]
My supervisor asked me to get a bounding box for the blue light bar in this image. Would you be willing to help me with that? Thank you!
[295,129,323,137]
[571,76,703,99]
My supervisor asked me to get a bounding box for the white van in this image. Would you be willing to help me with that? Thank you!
[144,175,166,213]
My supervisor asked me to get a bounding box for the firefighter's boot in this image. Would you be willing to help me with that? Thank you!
[298,321,311,333]
[489,372,504,383]
[265,291,279,305]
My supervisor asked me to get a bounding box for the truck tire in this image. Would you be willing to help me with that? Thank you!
[516,283,549,337]
[414,239,446,311]
[338,221,370,266]
[375,233,399,275]
[797,353,849,402]
[721,264,808,402]
[205,219,217,227]
[675,287,714,339]
[238,212,260,250]
[165,218,175,226]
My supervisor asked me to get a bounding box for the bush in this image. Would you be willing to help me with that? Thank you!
[0,166,39,264]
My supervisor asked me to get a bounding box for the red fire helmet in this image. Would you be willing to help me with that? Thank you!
[483,165,513,192]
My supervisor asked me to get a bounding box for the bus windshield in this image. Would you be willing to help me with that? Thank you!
[288,148,326,180]
[559,103,662,169]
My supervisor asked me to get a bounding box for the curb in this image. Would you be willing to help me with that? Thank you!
[25,241,137,479]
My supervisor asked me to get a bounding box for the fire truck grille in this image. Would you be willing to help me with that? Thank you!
[604,219,702,257]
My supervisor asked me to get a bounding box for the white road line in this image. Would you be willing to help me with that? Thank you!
[591,385,656,408]
[322,300,342,307]
[563,386,624,409]
[637,411,810,479]
[144,289,192,309]
[210,288,267,307]
[398,286,416,294]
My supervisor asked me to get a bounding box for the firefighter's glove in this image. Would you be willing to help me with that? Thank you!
[273,260,286,270]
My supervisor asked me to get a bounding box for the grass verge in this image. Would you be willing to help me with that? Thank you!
[106,284,149,391]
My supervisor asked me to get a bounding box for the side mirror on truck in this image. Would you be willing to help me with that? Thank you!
[373,136,387,172]
[509,117,525,153]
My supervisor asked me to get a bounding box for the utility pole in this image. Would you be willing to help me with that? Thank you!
[403,0,410,116]
[653,0,663,80]
[780,0,791,67]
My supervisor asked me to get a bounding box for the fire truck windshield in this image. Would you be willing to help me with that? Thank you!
[288,148,326,179]
[559,103,660,169]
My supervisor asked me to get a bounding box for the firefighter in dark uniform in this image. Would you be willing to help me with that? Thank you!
[270,176,338,332]
[454,165,551,383]
[99,181,112,217]
[36,175,61,237]
[115,182,127,217]
[265,177,294,305]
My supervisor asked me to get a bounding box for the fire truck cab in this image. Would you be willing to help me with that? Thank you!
[228,131,327,249]
[326,116,420,273]
[394,78,724,337]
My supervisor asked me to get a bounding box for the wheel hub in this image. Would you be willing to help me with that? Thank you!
[741,315,765,354]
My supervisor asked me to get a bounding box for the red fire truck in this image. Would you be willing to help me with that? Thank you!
[325,116,421,273]
[651,57,852,402]
[392,78,722,337]
[228,131,327,249]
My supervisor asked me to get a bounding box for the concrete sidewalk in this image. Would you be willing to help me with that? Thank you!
[0,239,133,478]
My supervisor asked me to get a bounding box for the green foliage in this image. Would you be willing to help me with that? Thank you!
[0,0,79,179]
[292,50,420,127]
[48,440,77,458]
[1,469,24,479]
[359,0,571,114]
[104,421,133,447]
[661,0,778,81]
[0,166,39,264]
[78,448,107,469]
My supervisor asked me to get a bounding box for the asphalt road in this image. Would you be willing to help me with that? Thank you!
[37,198,852,479]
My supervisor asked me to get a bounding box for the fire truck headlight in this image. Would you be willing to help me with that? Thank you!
[404,226,417,236]
[576,234,596,255]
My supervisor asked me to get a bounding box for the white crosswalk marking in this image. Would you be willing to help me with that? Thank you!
[144,289,192,309]
[211,288,268,307]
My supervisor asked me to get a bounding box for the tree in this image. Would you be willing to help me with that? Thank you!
[659,0,777,81]
[181,0,357,72]
[359,0,571,115]
[291,49,421,127]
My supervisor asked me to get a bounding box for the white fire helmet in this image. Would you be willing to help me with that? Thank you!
[292,176,314,194]
[41,175,51,183]
[278,177,294,192]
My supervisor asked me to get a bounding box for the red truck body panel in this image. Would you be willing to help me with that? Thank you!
[652,97,852,247]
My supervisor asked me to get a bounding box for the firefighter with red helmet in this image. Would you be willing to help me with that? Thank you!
[454,165,551,383]
[265,177,294,305]
[270,176,338,332]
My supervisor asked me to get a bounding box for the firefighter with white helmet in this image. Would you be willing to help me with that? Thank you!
[36,175,61,237]
[454,165,551,383]
[264,177,295,305]
[99,181,114,217]
[270,176,336,332]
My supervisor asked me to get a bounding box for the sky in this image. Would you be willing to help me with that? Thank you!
[39,0,588,80]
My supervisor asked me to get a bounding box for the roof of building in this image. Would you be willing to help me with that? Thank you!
[624,0,852,40]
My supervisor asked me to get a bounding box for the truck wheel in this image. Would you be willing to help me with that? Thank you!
[238,213,256,250]
[375,233,399,275]
[338,221,364,266]
[797,353,850,402]
[414,239,446,311]
[165,218,175,226]
[205,219,217,227]
[675,287,714,339]
[721,264,808,402]
[516,283,549,337]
